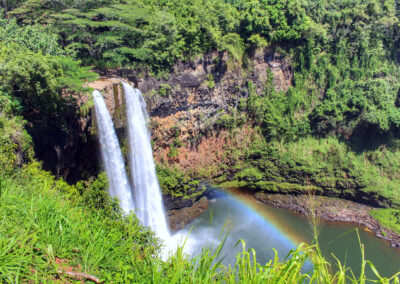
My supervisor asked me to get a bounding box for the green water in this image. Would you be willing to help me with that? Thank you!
[183,189,400,279]
[266,204,400,278]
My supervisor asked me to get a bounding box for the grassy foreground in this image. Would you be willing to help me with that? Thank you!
[0,164,399,283]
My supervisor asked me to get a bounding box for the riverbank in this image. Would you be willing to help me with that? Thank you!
[254,192,400,249]
[167,196,209,231]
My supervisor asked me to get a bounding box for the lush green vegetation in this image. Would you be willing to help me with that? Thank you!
[0,14,97,142]
[371,208,400,234]
[156,164,206,200]
[1,0,400,281]
[1,165,400,282]
[4,0,400,150]
[0,163,156,282]
[219,134,400,205]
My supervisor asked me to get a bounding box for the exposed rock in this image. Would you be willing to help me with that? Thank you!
[31,49,293,205]
[87,78,133,130]
[154,126,257,177]
[163,194,198,211]
[163,181,210,211]
[252,49,292,93]
[167,196,208,232]
[95,50,292,168]
[140,50,292,173]
[87,78,123,117]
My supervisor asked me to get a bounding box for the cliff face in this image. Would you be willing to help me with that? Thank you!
[30,48,397,212]
[50,49,291,178]
[31,49,292,205]
[101,50,290,175]
[131,50,291,175]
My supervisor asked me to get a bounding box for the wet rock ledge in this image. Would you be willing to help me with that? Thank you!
[164,186,220,232]
[167,196,208,232]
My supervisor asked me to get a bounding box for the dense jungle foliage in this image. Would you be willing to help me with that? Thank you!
[1,0,400,281]
[3,0,399,144]
[4,0,398,145]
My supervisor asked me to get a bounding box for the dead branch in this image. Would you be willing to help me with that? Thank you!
[57,270,102,283]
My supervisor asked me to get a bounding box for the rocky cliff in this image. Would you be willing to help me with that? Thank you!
[31,49,293,209]
[96,50,291,176]
[29,47,399,220]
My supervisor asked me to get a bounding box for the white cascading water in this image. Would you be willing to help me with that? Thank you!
[92,90,135,214]
[122,82,172,242]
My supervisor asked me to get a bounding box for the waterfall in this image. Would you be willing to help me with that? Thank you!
[122,82,171,241]
[92,90,135,214]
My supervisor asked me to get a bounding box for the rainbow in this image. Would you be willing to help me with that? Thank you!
[221,188,309,246]
[178,187,314,270]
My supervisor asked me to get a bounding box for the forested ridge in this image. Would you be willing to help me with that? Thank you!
[1,0,400,282]
[2,0,399,140]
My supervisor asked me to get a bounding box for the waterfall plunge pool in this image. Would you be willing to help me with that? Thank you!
[177,188,400,279]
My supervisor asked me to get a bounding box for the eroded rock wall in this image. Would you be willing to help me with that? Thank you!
[109,50,291,174]
[36,49,292,193]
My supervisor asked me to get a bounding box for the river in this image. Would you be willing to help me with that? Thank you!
[178,188,400,279]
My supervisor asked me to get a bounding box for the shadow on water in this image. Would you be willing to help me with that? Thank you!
[179,188,400,279]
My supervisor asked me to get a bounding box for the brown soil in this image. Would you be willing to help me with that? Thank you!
[154,126,258,178]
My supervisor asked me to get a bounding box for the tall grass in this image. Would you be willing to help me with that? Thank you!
[0,163,157,282]
[0,163,399,283]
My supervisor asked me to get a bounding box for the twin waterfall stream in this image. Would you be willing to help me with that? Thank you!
[93,83,173,254]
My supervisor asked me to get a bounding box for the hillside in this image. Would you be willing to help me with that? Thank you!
[1,0,400,282]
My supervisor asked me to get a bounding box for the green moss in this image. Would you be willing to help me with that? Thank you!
[158,83,172,96]
[216,113,236,129]
[213,175,228,184]
[206,73,215,89]
[220,178,323,194]
[243,136,400,206]
[168,144,179,158]
[254,180,278,191]
[276,183,322,194]
[235,167,264,182]
[182,190,205,200]
[371,209,400,235]
[79,96,94,116]
[189,180,200,186]
[156,164,203,199]
[219,180,249,189]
